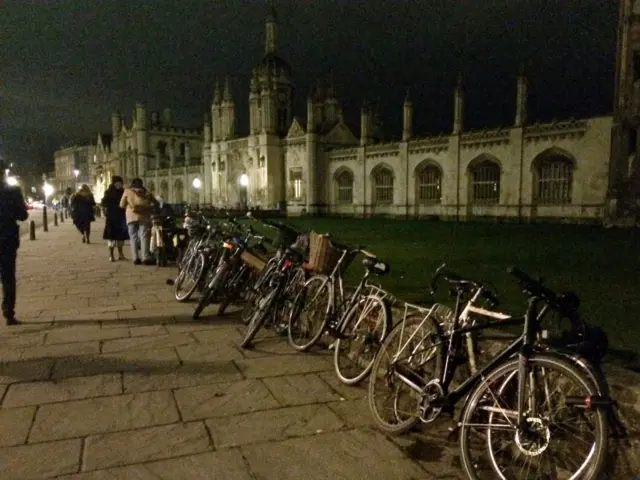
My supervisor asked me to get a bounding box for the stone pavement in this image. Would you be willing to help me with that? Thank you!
[0,218,465,479]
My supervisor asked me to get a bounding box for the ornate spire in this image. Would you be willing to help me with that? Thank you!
[404,88,412,104]
[213,80,221,104]
[223,77,232,102]
[265,0,277,54]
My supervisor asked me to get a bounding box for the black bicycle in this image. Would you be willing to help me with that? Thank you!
[368,265,611,479]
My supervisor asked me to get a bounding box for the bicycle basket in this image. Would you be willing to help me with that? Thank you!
[308,232,341,274]
[240,251,267,271]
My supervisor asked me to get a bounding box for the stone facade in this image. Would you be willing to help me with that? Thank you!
[88,2,632,223]
[196,3,616,223]
[53,144,96,195]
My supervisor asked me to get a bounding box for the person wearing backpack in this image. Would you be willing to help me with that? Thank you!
[119,178,158,265]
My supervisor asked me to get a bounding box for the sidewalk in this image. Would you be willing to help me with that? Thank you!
[0,219,459,479]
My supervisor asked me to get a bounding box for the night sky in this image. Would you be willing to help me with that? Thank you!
[1,0,618,174]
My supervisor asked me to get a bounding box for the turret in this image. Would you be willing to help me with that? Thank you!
[162,108,172,126]
[135,102,146,130]
[222,77,235,139]
[515,66,528,127]
[402,89,413,141]
[111,112,121,138]
[212,80,221,141]
[307,93,316,134]
[325,79,338,125]
[265,0,277,54]
[360,102,370,146]
[453,74,464,134]
[249,70,260,134]
[204,114,211,143]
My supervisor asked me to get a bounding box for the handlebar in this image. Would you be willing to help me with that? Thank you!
[507,266,557,302]
[430,263,500,306]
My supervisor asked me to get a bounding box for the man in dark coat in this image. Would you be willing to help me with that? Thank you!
[0,161,29,326]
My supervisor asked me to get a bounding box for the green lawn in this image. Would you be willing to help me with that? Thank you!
[270,216,640,368]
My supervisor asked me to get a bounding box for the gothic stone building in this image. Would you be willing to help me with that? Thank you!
[94,1,640,223]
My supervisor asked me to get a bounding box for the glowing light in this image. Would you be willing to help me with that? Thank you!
[239,174,249,187]
[73,169,80,178]
[192,178,202,189]
[6,176,18,186]
[43,183,55,198]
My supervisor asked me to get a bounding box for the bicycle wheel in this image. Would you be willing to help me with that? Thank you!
[174,251,206,302]
[459,353,608,480]
[193,263,229,320]
[241,289,278,348]
[287,275,331,352]
[334,295,392,386]
[241,261,278,325]
[368,314,443,435]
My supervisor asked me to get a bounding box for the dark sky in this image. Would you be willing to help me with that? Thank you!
[1,0,618,174]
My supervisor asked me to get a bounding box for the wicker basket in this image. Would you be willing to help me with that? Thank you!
[308,232,341,274]
[240,251,267,271]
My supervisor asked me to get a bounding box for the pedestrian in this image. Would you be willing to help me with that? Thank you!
[61,187,73,217]
[70,184,96,243]
[119,177,158,265]
[101,175,129,262]
[0,161,29,326]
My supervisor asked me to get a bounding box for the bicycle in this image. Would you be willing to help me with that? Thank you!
[287,241,393,385]
[368,264,611,479]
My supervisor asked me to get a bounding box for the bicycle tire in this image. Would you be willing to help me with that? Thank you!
[459,353,608,480]
[334,295,392,386]
[241,289,278,348]
[367,314,444,436]
[193,263,229,320]
[287,275,331,352]
[174,251,206,302]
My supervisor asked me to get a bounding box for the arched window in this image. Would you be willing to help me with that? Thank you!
[416,163,442,204]
[534,155,573,205]
[471,159,500,204]
[335,169,354,204]
[373,166,394,205]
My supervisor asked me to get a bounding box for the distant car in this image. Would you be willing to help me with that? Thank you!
[30,201,45,209]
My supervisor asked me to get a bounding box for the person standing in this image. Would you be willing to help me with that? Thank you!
[101,176,129,262]
[61,187,73,217]
[119,178,158,265]
[70,184,96,243]
[0,161,29,326]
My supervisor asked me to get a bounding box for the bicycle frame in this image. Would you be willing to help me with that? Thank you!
[391,288,549,429]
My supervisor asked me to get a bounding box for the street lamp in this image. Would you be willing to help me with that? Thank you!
[239,174,249,187]
[43,183,54,204]
[6,176,18,187]
[192,178,202,189]
[73,169,80,190]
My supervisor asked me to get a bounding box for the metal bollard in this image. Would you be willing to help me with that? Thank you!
[29,220,36,240]
[54,212,58,226]
[43,206,48,232]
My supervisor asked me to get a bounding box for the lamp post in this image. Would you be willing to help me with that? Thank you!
[6,175,18,187]
[192,178,202,206]
[73,168,80,190]
[239,174,249,210]
[43,182,54,205]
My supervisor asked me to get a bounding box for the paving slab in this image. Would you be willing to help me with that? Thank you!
[29,390,180,442]
[0,405,36,447]
[240,428,427,480]
[0,438,82,479]
[206,403,346,448]
[58,449,253,480]
[82,422,212,472]
[2,373,122,407]
[174,379,281,421]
